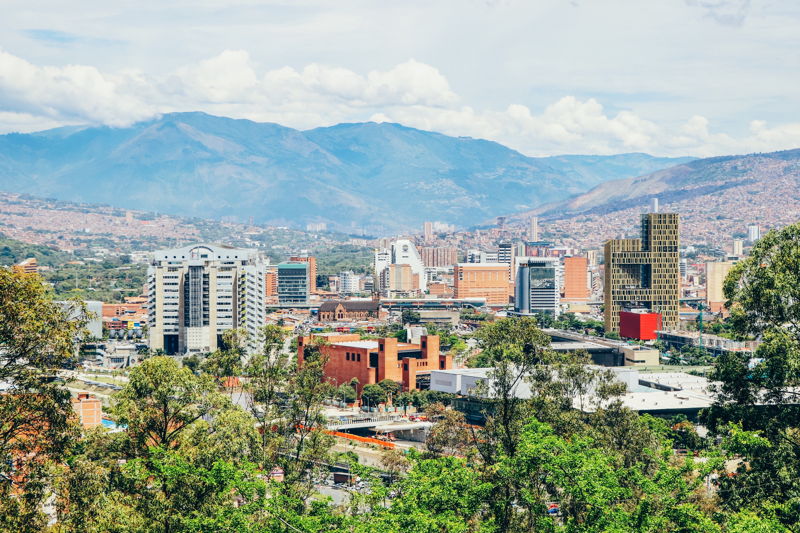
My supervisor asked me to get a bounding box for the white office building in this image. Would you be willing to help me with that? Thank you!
[147,244,266,355]
[374,239,426,293]
[338,270,361,295]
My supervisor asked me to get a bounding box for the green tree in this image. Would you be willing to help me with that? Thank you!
[705,222,800,527]
[361,383,388,407]
[0,268,87,531]
[112,356,220,454]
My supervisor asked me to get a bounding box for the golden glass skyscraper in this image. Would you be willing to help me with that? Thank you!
[604,213,680,333]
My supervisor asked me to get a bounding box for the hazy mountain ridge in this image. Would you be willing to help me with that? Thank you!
[539,148,800,217]
[0,112,692,232]
[529,149,800,249]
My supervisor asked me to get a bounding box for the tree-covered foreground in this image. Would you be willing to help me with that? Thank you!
[4,223,800,531]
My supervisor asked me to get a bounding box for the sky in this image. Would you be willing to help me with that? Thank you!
[1,0,799,157]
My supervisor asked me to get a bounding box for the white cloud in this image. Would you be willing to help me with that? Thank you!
[1,48,800,158]
[0,49,154,125]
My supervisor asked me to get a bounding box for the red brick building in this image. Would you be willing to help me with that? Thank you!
[297,333,451,395]
[318,300,382,322]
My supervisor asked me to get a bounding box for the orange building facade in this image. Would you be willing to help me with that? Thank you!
[12,257,38,275]
[289,256,317,293]
[297,333,451,395]
[453,263,511,305]
[265,268,278,297]
[71,393,103,428]
[563,256,590,301]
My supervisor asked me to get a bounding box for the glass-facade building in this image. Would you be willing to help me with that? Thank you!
[514,257,560,316]
[277,262,310,304]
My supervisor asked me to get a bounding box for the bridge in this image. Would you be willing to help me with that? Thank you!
[326,414,405,431]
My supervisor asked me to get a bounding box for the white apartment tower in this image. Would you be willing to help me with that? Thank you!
[148,244,266,355]
[374,239,426,293]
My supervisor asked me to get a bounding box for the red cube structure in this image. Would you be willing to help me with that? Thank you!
[619,309,662,341]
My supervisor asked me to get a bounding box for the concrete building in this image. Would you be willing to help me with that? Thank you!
[706,261,735,311]
[297,333,451,395]
[604,213,680,333]
[514,257,560,316]
[528,216,539,241]
[747,224,761,243]
[374,239,426,294]
[71,393,102,428]
[454,263,510,306]
[657,330,758,357]
[58,300,103,339]
[147,244,266,355]
[278,262,310,305]
[420,246,458,268]
[732,239,744,256]
[265,266,278,298]
[13,257,38,276]
[423,221,434,242]
[562,256,590,301]
[337,270,361,295]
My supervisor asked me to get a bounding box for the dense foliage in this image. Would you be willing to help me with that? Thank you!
[5,218,800,533]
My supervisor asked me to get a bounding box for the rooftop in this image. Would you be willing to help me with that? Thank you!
[333,341,380,350]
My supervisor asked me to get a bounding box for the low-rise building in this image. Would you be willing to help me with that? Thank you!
[297,333,451,395]
[318,300,382,322]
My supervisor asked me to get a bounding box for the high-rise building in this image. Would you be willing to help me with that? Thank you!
[148,244,266,355]
[278,262,310,305]
[747,224,761,243]
[423,221,434,242]
[454,263,510,305]
[385,263,416,294]
[603,213,680,333]
[650,197,659,213]
[515,257,560,316]
[265,267,278,298]
[289,255,317,293]
[338,271,360,295]
[529,216,539,241]
[420,246,458,268]
[732,239,744,256]
[374,239,426,293]
[562,256,590,301]
[706,261,735,309]
[497,242,514,265]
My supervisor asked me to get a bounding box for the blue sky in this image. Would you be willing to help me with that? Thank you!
[0,0,798,156]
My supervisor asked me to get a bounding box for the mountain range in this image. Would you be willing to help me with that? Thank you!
[0,112,692,233]
[526,149,800,248]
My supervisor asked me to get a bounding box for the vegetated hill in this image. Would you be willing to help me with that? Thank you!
[542,149,800,216]
[0,233,73,267]
[531,149,800,248]
[0,112,690,232]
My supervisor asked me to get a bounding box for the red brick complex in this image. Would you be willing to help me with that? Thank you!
[297,333,452,395]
